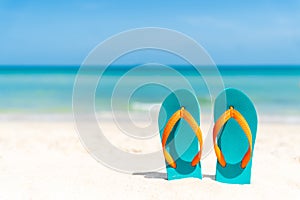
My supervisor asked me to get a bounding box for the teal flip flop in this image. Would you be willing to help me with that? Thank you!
[158,89,203,180]
[213,88,257,184]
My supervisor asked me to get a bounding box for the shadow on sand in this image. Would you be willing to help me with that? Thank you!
[133,172,215,180]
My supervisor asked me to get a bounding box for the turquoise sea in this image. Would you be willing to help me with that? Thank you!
[0,66,299,122]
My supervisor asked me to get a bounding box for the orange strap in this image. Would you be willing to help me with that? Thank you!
[162,107,203,168]
[213,106,252,169]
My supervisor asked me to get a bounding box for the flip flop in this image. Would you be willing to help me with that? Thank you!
[213,88,257,184]
[158,89,203,180]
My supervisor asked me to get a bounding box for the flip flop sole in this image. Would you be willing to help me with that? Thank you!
[158,89,202,180]
[214,88,257,184]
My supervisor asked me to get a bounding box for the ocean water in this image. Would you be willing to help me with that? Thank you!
[0,66,299,121]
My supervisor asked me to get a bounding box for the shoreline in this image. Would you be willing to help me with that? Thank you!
[0,112,299,124]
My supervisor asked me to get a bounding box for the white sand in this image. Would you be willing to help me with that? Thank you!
[0,116,299,200]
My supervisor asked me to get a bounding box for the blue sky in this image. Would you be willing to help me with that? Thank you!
[1,0,300,65]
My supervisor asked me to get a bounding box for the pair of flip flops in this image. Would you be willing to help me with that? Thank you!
[158,88,257,184]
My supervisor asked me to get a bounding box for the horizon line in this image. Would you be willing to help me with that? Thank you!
[0,64,300,70]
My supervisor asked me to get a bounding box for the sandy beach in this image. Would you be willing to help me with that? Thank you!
[0,114,299,200]
[2,0,300,199]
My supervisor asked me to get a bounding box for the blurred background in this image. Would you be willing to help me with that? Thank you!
[0,0,299,122]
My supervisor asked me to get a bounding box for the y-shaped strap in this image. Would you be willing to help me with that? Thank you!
[213,106,252,169]
[162,107,203,168]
